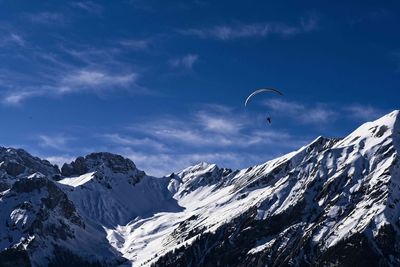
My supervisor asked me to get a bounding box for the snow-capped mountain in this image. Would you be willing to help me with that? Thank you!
[58,153,181,227]
[0,110,399,266]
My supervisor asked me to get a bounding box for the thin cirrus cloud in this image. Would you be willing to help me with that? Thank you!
[38,134,73,150]
[179,15,319,41]
[343,104,385,121]
[71,1,104,14]
[60,70,138,92]
[126,106,306,150]
[168,54,199,70]
[196,110,245,134]
[0,33,25,47]
[0,25,145,105]
[4,91,43,105]
[264,99,385,124]
[119,39,153,50]
[263,99,337,125]
[100,107,307,175]
[41,105,311,176]
[2,69,139,105]
[25,12,67,25]
[0,25,25,47]
[119,149,248,177]
[101,133,167,152]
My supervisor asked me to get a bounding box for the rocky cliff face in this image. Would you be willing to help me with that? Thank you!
[61,152,141,177]
[0,148,60,191]
[0,111,399,267]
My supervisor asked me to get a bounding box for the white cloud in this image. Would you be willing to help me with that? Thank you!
[101,133,166,151]
[263,99,385,125]
[2,69,140,105]
[149,126,231,146]
[118,149,263,177]
[129,105,305,150]
[169,54,199,70]
[179,15,319,41]
[344,104,384,121]
[263,99,337,125]
[38,135,72,150]
[120,39,152,50]
[3,91,40,105]
[8,33,25,46]
[0,32,25,47]
[306,107,337,124]
[264,98,304,114]
[46,155,75,168]
[0,23,151,106]
[27,12,66,25]
[196,110,244,133]
[71,1,103,14]
[61,69,137,91]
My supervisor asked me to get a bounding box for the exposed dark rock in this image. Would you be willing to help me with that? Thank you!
[61,156,88,177]
[61,152,141,177]
[0,147,60,178]
[0,248,31,267]
[48,246,105,267]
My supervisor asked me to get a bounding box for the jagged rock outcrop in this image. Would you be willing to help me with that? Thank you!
[61,152,141,176]
[0,148,60,191]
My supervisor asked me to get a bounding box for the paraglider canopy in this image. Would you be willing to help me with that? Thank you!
[244,88,283,107]
[244,88,283,125]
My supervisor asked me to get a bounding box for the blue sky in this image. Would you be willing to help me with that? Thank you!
[0,0,399,175]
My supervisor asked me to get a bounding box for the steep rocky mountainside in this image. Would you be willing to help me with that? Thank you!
[0,148,60,191]
[0,110,399,267]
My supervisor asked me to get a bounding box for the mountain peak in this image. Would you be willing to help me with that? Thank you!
[177,162,218,179]
[390,109,400,130]
[0,147,60,188]
[334,110,399,150]
[374,109,399,127]
[61,152,139,177]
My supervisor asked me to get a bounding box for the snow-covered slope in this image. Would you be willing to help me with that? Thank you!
[58,153,182,227]
[0,110,399,266]
[0,173,125,267]
[153,110,400,267]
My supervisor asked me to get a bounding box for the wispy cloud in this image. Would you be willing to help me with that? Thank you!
[0,27,25,47]
[0,35,148,105]
[119,38,152,50]
[5,33,25,46]
[179,15,319,41]
[4,91,42,105]
[136,106,303,148]
[71,1,103,14]
[46,155,75,168]
[264,99,337,125]
[263,99,386,125]
[196,109,244,134]
[2,69,140,105]
[344,104,385,121]
[61,69,137,91]
[168,54,199,70]
[26,12,67,25]
[120,150,247,176]
[101,133,166,152]
[38,135,73,150]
